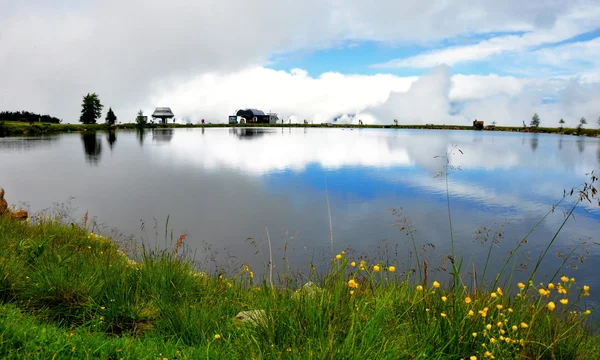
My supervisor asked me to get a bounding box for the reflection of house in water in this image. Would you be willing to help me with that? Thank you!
[152,107,175,124]
[229,128,270,139]
[229,109,279,124]
[81,132,102,165]
[152,128,174,143]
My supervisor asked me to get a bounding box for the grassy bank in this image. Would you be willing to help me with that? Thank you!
[2,120,600,137]
[0,214,598,359]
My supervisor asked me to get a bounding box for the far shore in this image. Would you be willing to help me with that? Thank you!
[1,120,600,137]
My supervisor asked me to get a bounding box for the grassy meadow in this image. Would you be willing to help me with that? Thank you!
[0,206,598,359]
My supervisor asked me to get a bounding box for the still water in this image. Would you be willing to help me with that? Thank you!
[1,128,599,299]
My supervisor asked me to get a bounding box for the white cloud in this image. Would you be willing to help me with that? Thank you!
[372,4,600,69]
[1,0,600,127]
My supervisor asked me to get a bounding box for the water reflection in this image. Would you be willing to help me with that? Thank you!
[2,128,600,309]
[559,137,563,150]
[530,134,539,152]
[81,132,102,165]
[136,129,146,147]
[152,128,174,143]
[0,136,58,151]
[229,128,270,140]
[107,130,117,151]
[577,137,585,153]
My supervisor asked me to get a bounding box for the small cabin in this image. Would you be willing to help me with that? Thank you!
[232,109,279,124]
[473,119,484,130]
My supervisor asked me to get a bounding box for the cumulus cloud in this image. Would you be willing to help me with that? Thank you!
[1,0,600,126]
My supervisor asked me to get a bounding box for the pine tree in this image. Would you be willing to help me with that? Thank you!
[105,108,117,126]
[79,93,103,124]
[559,118,565,129]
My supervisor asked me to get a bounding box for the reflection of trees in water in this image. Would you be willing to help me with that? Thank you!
[107,130,117,151]
[81,132,102,165]
[530,135,539,152]
[576,137,585,153]
[137,129,145,147]
[152,128,174,143]
[558,137,563,150]
[0,136,58,151]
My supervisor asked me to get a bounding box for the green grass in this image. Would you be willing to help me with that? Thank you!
[2,119,600,137]
[0,214,598,359]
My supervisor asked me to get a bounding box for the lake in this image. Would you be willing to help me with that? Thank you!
[1,127,599,302]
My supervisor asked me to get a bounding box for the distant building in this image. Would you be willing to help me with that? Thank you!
[231,109,279,124]
[152,107,175,124]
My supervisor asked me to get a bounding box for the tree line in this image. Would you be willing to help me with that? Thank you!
[530,113,600,131]
[0,111,62,124]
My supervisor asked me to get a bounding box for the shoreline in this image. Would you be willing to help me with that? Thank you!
[2,120,600,138]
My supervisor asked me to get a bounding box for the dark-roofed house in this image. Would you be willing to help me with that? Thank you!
[152,107,175,124]
[232,109,279,124]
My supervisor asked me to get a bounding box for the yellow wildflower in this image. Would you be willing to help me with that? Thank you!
[507,308,513,313]
[336,254,342,260]
[416,285,423,291]
[468,310,475,316]
[486,324,492,330]
[441,296,448,302]
[484,351,493,358]
[350,290,354,295]
[388,265,396,273]
[490,292,497,298]
[520,322,528,329]
[350,261,356,267]
[560,298,568,305]
[496,322,503,328]
[512,325,518,331]
[584,310,591,315]
[214,334,221,340]
[432,281,440,288]
[249,272,254,278]
[26,218,31,222]
[440,313,447,317]
[496,287,503,296]
[583,285,590,291]
[348,279,359,288]
[472,332,478,338]
[547,301,556,311]
[464,296,472,304]
[570,278,575,282]
[373,265,380,272]
[561,276,569,283]
[490,338,496,344]
[517,282,526,289]
[470,356,477,360]
[496,305,503,310]
[547,283,555,289]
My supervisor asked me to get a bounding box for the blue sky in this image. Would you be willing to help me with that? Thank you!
[269,28,600,78]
